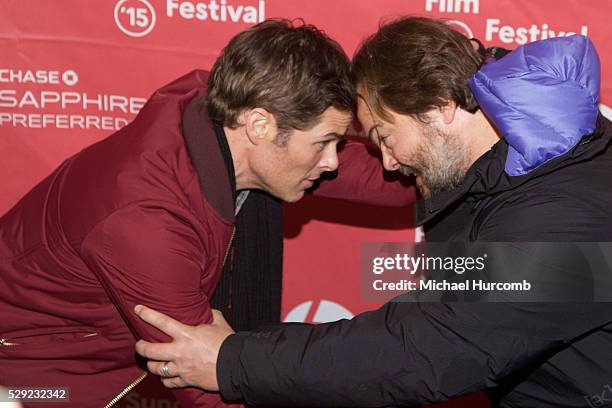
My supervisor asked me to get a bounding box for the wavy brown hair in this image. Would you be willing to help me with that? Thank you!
[353,17,484,122]
[206,19,355,142]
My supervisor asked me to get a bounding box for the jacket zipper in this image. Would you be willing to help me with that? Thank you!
[0,338,18,346]
[0,332,98,346]
[105,228,236,407]
[223,227,236,322]
[222,227,236,267]
[104,371,148,408]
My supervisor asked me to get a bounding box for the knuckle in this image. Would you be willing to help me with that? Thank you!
[150,363,160,374]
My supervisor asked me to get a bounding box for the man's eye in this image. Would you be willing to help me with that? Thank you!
[379,135,390,145]
[317,140,331,150]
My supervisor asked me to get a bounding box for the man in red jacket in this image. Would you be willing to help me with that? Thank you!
[133,17,612,408]
[0,19,414,407]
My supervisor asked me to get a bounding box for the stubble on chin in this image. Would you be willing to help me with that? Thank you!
[407,125,470,198]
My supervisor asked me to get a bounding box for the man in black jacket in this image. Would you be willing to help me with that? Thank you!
[134,17,612,407]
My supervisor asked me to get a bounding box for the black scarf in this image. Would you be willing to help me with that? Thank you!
[182,96,283,332]
[210,126,284,331]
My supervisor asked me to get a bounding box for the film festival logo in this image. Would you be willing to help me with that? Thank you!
[114,0,266,38]
[114,0,157,37]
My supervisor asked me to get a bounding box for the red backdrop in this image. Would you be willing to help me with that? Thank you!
[1,1,610,406]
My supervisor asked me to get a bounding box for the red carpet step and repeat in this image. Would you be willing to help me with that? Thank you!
[2,1,610,407]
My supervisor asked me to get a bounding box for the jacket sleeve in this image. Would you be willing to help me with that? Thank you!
[217,300,612,407]
[312,139,417,207]
[217,196,612,407]
[80,204,239,407]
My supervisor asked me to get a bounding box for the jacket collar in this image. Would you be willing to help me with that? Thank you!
[416,115,610,227]
[469,35,601,176]
[182,95,236,224]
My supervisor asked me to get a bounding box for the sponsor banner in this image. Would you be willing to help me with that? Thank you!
[2,0,610,214]
[2,2,610,407]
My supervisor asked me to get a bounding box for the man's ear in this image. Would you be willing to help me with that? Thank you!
[438,100,457,125]
[242,108,276,145]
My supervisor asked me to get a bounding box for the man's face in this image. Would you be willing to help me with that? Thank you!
[357,96,469,198]
[252,107,352,202]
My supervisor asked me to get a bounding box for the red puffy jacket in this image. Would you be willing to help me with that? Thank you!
[0,70,415,407]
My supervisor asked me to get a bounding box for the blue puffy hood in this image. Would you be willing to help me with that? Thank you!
[469,35,600,176]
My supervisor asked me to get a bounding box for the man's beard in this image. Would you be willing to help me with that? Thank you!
[400,123,469,199]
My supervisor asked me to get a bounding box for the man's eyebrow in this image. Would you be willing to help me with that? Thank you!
[322,130,346,139]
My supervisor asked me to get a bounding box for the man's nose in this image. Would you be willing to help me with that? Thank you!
[382,150,400,172]
[319,145,339,172]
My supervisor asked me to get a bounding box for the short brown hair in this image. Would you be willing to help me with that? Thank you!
[206,19,355,139]
[353,17,484,122]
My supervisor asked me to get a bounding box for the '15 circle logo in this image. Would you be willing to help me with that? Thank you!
[114,0,156,37]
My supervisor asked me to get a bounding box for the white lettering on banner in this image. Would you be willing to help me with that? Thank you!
[425,0,479,14]
[1,67,145,131]
[0,112,130,131]
[1,70,51,85]
[284,300,354,324]
[486,19,589,45]
[0,90,145,113]
[0,69,78,86]
[114,0,157,37]
[166,0,265,24]
[114,0,265,37]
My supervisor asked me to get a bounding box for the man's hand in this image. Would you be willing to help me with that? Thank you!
[134,305,234,391]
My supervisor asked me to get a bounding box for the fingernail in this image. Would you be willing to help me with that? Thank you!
[135,305,142,313]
